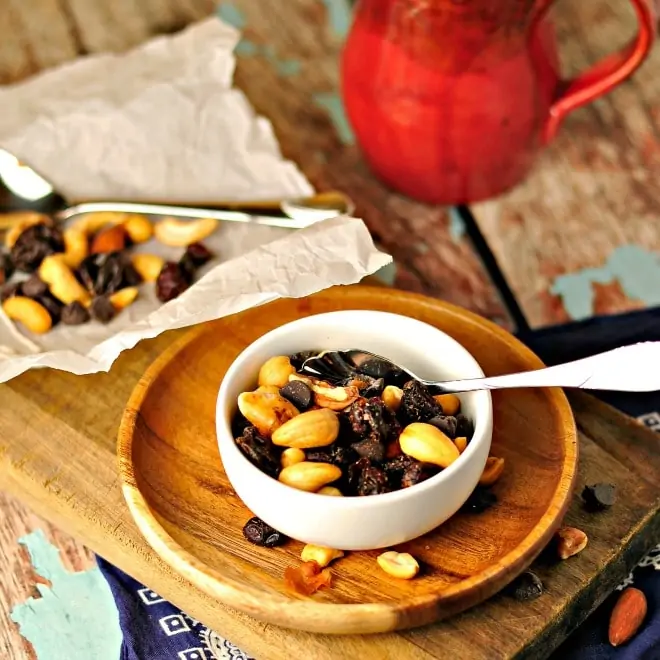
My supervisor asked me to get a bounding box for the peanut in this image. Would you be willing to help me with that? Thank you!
[434,393,461,416]
[109,287,139,311]
[479,456,505,486]
[237,388,299,437]
[317,486,343,496]
[154,216,218,247]
[454,436,468,453]
[301,544,344,568]
[556,526,588,560]
[399,422,460,468]
[281,447,306,468]
[271,408,339,449]
[90,224,126,254]
[131,253,165,282]
[4,212,50,248]
[278,462,341,492]
[382,385,403,412]
[70,211,127,236]
[258,355,296,388]
[2,296,52,334]
[61,228,89,268]
[39,255,91,305]
[376,551,419,580]
[122,214,153,243]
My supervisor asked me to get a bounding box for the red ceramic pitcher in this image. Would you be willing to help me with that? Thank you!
[340,0,656,205]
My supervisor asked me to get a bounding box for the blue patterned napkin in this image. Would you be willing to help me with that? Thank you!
[98,306,660,659]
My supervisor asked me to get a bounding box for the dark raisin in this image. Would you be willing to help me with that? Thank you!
[288,351,317,371]
[399,380,443,424]
[61,301,91,325]
[156,262,190,302]
[507,571,543,601]
[0,253,14,284]
[279,380,313,410]
[235,426,281,479]
[242,517,287,547]
[357,464,390,496]
[94,252,126,295]
[77,254,101,292]
[383,455,435,489]
[347,457,371,495]
[455,414,474,440]
[35,293,63,325]
[383,455,416,475]
[428,415,458,438]
[582,483,616,511]
[348,397,399,445]
[362,377,385,398]
[231,411,252,438]
[10,224,64,272]
[21,275,48,299]
[122,260,143,287]
[460,487,497,513]
[401,462,436,488]
[351,436,386,462]
[180,242,214,280]
[0,281,22,303]
[307,445,355,468]
[90,296,116,324]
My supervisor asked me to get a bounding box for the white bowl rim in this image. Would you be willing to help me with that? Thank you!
[216,309,493,510]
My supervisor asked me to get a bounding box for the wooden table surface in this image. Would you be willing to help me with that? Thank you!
[0,0,659,658]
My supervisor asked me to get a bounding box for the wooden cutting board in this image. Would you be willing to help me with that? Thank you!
[1,285,660,659]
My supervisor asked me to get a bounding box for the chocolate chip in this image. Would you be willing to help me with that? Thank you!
[21,275,48,299]
[242,517,287,547]
[62,301,91,325]
[582,483,616,511]
[35,293,63,325]
[508,571,543,601]
[428,415,458,438]
[279,380,313,410]
[90,296,116,323]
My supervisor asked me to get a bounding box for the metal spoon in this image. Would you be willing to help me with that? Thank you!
[0,149,354,229]
[300,342,660,394]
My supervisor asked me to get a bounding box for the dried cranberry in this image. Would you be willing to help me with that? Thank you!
[156,262,189,302]
[90,296,116,324]
[279,380,313,410]
[242,517,287,547]
[10,224,64,272]
[455,414,474,440]
[62,301,91,325]
[0,281,22,303]
[235,426,281,479]
[180,242,214,280]
[398,380,443,424]
[21,275,48,299]
[428,415,458,438]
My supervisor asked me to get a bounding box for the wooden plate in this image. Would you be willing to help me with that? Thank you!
[117,285,577,635]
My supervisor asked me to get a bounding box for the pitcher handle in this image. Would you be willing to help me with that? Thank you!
[538,0,656,144]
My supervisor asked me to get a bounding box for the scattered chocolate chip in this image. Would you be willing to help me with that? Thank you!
[460,487,497,513]
[10,224,64,272]
[428,414,458,438]
[242,517,287,547]
[90,296,116,323]
[582,483,616,511]
[155,262,189,302]
[21,275,48,299]
[508,571,544,601]
[62,301,91,325]
[280,380,313,410]
[235,426,281,479]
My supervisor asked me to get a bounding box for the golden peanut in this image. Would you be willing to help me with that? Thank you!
[556,526,588,560]
[271,408,339,449]
[454,436,468,453]
[61,228,89,268]
[154,216,218,247]
[131,253,165,282]
[237,389,299,437]
[376,551,419,580]
[382,385,403,412]
[301,544,344,568]
[434,393,461,416]
[317,486,343,496]
[2,296,53,334]
[278,462,341,492]
[479,456,505,486]
[122,214,153,243]
[39,255,91,305]
[109,287,139,311]
[399,423,460,468]
[258,355,296,388]
[4,212,49,248]
[70,211,127,236]
[281,447,306,468]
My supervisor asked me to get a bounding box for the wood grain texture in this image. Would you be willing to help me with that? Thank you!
[471,0,660,327]
[116,287,577,634]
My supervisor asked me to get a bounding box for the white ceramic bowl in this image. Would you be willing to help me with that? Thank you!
[216,310,493,551]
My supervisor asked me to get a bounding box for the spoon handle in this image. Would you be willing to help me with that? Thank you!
[432,341,660,393]
[55,202,313,229]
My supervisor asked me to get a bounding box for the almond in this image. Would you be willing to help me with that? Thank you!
[556,526,588,559]
[609,587,647,646]
[90,225,126,254]
[479,456,505,486]
[237,389,299,437]
[271,408,339,448]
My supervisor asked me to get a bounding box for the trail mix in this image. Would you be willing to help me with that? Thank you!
[0,211,217,335]
[233,350,506,593]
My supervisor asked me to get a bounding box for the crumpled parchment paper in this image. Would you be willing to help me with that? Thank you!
[0,17,391,383]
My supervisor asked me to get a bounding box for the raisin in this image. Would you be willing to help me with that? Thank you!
[398,380,443,424]
[90,296,116,324]
[242,517,287,547]
[0,253,14,284]
[156,262,189,302]
[95,252,127,295]
[507,571,543,601]
[231,411,252,438]
[0,281,22,303]
[401,462,436,488]
[357,464,390,496]
[180,242,213,280]
[351,436,385,462]
[35,293,63,325]
[122,260,143,287]
[10,224,64,272]
[582,483,616,511]
[348,397,399,444]
[347,457,371,494]
[288,351,317,371]
[21,275,48,298]
[235,426,281,479]
[279,380,313,410]
[306,444,355,468]
[362,377,385,398]
[383,455,434,489]
[62,301,91,325]
[428,415,458,438]
[460,487,497,513]
[455,413,474,440]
